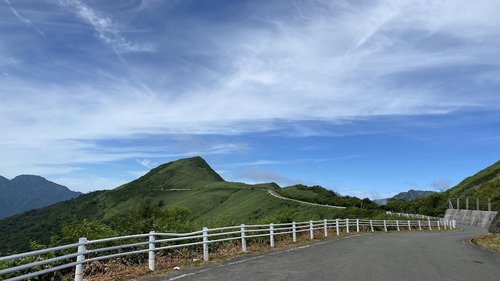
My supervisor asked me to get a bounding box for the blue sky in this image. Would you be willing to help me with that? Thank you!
[1,0,499,199]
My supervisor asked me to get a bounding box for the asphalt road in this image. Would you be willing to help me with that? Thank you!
[142,226,500,281]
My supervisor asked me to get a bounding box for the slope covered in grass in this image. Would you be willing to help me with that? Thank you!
[0,157,381,255]
[277,184,378,209]
[386,161,500,216]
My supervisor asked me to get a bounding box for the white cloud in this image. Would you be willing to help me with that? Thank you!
[3,0,45,36]
[136,158,154,169]
[56,0,155,53]
[1,0,500,186]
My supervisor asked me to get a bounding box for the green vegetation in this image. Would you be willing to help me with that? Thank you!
[384,161,500,216]
[472,234,500,253]
[276,184,378,209]
[0,156,386,255]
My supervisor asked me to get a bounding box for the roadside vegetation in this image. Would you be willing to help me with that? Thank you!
[472,234,500,253]
[382,161,500,216]
[0,200,439,281]
[276,184,378,209]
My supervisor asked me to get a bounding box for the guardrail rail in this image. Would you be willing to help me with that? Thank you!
[0,218,456,281]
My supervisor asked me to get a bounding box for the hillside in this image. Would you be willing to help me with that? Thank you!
[375,189,436,205]
[0,157,380,255]
[0,175,82,219]
[276,184,378,209]
[386,161,500,216]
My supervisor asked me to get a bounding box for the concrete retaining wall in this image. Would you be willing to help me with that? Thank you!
[444,209,498,229]
[489,212,500,233]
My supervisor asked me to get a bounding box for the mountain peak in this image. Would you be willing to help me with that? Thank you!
[0,175,82,219]
[121,156,224,190]
[0,175,8,182]
[12,174,46,182]
[158,156,224,181]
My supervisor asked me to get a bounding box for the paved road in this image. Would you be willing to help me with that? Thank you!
[142,226,500,281]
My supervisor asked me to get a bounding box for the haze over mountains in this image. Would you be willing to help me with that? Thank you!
[0,175,82,219]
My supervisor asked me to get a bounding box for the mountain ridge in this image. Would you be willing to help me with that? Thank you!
[0,156,377,254]
[375,189,436,205]
[385,160,500,215]
[0,175,82,219]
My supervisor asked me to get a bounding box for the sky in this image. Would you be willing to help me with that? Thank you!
[1,0,499,199]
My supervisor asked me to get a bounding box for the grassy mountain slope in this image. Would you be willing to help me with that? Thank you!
[0,175,82,219]
[0,157,376,255]
[386,161,500,216]
[393,189,436,200]
[375,189,436,205]
[276,184,378,209]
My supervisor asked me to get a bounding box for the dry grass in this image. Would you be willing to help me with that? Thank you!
[472,234,500,253]
[59,227,452,281]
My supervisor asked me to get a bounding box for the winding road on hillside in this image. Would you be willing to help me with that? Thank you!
[142,226,500,281]
[267,190,346,209]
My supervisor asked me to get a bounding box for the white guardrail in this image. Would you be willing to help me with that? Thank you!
[0,218,456,281]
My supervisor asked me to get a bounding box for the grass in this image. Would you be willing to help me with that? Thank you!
[472,234,500,253]
[58,224,454,281]
[0,156,383,254]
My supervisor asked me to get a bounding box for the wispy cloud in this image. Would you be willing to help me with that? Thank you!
[221,155,359,168]
[1,0,499,191]
[56,0,155,53]
[3,0,45,36]
[135,158,154,169]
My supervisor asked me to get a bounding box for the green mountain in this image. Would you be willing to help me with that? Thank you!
[0,175,82,219]
[393,189,436,200]
[276,184,378,209]
[0,156,378,255]
[385,161,500,216]
[375,189,436,205]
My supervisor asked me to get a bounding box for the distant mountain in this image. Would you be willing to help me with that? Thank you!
[0,156,379,254]
[393,189,436,200]
[385,161,500,216]
[277,184,377,208]
[374,189,436,205]
[0,175,82,219]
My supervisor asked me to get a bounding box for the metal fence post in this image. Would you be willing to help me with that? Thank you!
[270,223,275,247]
[369,220,374,232]
[324,219,328,238]
[418,220,422,231]
[488,198,491,211]
[407,220,411,231]
[383,220,387,232]
[203,227,209,261]
[396,220,400,231]
[74,237,87,281]
[241,224,247,253]
[356,219,360,233]
[292,222,297,242]
[428,219,432,231]
[148,231,155,271]
[346,218,350,234]
[476,198,480,211]
[336,219,340,235]
[309,220,314,240]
